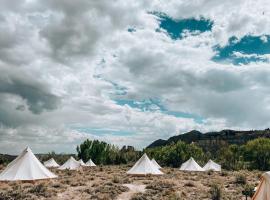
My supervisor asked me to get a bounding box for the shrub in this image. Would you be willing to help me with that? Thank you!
[184,181,195,187]
[235,174,246,185]
[210,183,222,200]
[242,184,255,200]
[220,171,228,176]
[29,183,47,196]
[168,192,182,200]
[207,169,214,175]
[112,176,120,183]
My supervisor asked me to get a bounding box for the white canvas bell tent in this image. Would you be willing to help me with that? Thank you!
[86,159,96,167]
[0,147,57,181]
[127,153,163,175]
[203,160,221,172]
[151,159,162,169]
[58,156,80,170]
[44,158,60,168]
[252,172,270,200]
[78,159,86,166]
[180,157,204,171]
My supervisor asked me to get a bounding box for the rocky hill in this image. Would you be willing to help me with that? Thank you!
[146,129,270,151]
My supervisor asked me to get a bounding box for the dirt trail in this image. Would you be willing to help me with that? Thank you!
[117,184,146,200]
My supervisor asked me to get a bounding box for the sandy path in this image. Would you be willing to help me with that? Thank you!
[117,184,146,200]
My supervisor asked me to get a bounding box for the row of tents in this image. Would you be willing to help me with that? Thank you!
[49,156,96,170]
[127,154,221,175]
[0,147,220,181]
[0,147,96,181]
[0,147,268,200]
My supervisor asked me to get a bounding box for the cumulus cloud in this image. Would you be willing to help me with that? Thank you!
[1,0,270,154]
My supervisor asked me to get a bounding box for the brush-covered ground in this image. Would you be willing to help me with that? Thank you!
[0,165,262,200]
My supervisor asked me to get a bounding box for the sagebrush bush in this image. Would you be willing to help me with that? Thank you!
[235,174,246,185]
[112,175,120,183]
[210,183,222,200]
[242,184,255,199]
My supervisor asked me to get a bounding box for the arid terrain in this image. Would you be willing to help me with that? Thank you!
[0,165,262,200]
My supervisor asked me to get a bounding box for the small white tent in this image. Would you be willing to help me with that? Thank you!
[180,157,204,171]
[86,159,96,167]
[44,158,60,168]
[127,153,163,175]
[252,172,270,200]
[78,159,86,166]
[0,147,57,181]
[203,160,221,171]
[58,156,80,170]
[151,159,162,169]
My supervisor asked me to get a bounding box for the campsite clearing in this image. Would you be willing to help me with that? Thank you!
[0,165,261,199]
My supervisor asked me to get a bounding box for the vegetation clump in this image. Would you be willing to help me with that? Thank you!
[210,183,222,200]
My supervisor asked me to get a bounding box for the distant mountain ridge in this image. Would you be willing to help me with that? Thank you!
[146,129,270,150]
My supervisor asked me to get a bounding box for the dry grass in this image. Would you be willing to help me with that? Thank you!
[0,166,262,200]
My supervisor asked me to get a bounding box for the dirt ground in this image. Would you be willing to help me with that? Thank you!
[0,165,262,200]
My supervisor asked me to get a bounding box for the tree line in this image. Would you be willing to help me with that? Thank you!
[76,137,270,171]
[146,137,270,170]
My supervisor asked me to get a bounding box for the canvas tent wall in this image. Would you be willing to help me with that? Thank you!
[44,158,60,168]
[252,172,270,200]
[0,147,57,181]
[203,160,221,171]
[127,153,163,175]
[86,159,96,167]
[151,159,162,169]
[180,157,204,171]
[78,159,86,166]
[58,156,80,170]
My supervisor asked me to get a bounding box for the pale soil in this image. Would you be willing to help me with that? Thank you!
[0,165,262,200]
[117,184,146,200]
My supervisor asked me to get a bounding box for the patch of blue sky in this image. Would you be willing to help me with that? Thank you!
[127,27,136,32]
[114,98,204,124]
[164,111,204,124]
[213,35,270,65]
[115,98,165,112]
[152,12,213,40]
[70,126,135,136]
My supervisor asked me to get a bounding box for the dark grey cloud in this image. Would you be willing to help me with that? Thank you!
[0,67,60,115]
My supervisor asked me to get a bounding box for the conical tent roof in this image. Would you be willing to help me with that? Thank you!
[203,160,221,171]
[58,156,80,170]
[86,159,96,167]
[0,147,57,181]
[78,159,86,166]
[180,157,204,171]
[252,172,270,200]
[127,153,163,175]
[151,159,162,169]
[44,158,60,168]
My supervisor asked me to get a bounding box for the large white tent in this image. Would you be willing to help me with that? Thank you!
[252,172,270,200]
[86,159,96,167]
[44,158,60,168]
[0,147,57,181]
[151,158,162,169]
[203,160,221,172]
[58,156,80,170]
[180,157,204,171]
[127,153,163,175]
[78,159,86,166]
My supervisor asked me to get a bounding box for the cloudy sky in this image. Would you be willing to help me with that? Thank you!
[1,0,270,154]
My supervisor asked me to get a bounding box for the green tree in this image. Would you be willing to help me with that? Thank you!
[77,139,140,165]
[244,138,270,170]
[145,141,204,167]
